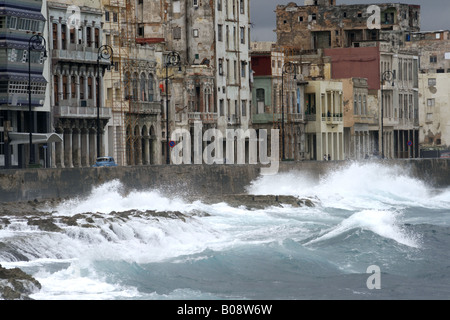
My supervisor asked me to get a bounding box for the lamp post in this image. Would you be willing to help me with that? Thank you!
[281,61,297,161]
[96,45,113,159]
[380,70,394,159]
[164,51,181,165]
[28,35,47,166]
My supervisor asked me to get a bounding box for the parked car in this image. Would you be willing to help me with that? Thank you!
[92,156,117,167]
[440,152,450,159]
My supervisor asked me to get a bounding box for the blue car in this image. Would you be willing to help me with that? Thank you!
[92,156,118,167]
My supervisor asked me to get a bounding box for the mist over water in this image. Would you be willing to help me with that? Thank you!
[1,162,449,300]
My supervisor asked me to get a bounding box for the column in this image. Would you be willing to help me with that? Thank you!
[89,129,97,165]
[65,24,70,51]
[144,136,150,165]
[64,128,73,168]
[80,128,89,167]
[72,129,81,167]
[55,138,64,168]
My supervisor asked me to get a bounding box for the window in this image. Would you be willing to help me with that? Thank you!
[219,59,224,75]
[242,100,247,116]
[428,78,436,86]
[430,55,437,63]
[173,27,181,40]
[240,0,245,14]
[240,27,245,44]
[6,16,17,29]
[193,0,198,7]
[298,16,304,22]
[220,99,224,116]
[311,14,317,21]
[105,11,110,22]
[193,29,199,37]
[138,26,144,37]
[148,74,154,102]
[80,76,85,100]
[218,24,223,42]
[140,74,146,101]
[353,95,358,115]
[113,12,118,23]
[241,61,246,77]
[427,99,435,107]
[218,0,222,11]
[256,88,265,114]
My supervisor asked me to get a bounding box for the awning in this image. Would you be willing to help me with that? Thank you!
[8,132,63,145]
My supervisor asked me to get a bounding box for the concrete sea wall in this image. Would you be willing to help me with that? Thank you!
[0,159,449,203]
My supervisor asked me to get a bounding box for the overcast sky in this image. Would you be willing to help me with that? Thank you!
[250,0,450,42]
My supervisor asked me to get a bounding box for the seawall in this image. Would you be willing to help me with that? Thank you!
[0,159,449,203]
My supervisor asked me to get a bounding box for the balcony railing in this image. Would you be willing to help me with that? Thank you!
[54,106,112,119]
[288,113,304,122]
[188,112,218,123]
[227,114,240,125]
[321,114,343,123]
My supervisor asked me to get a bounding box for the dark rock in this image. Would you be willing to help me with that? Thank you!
[0,264,41,300]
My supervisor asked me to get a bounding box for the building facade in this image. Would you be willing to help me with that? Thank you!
[0,0,50,168]
[404,30,450,154]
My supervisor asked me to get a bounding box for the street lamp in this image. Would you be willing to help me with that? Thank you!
[164,51,181,165]
[380,70,394,159]
[28,35,47,166]
[96,45,113,159]
[281,61,297,161]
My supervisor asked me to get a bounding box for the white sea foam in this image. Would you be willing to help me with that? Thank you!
[3,162,447,300]
[247,162,450,210]
[306,209,420,248]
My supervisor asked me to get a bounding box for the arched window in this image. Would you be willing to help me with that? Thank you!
[140,73,146,101]
[363,95,367,115]
[148,74,154,102]
[358,95,362,115]
[132,72,138,101]
[124,72,130,99]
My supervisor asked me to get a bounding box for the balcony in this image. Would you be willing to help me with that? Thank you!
[128,101,161,114]
[288,113,304,122]
[188,112,218,123]
[321,114,343,124]
[54,106,112,119]
[305,114,317,122]
[227,114,241,125]
[52,49,98,64]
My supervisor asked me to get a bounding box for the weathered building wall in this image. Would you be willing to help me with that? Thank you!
[1,159,449,203]
[276,2,420,51]
[325,46,381,90]
[418,73,450,148]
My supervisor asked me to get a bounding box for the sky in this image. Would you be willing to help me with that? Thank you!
[250,0,450,42]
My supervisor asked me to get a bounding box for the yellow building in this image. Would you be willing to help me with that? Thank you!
[304,80,344,161]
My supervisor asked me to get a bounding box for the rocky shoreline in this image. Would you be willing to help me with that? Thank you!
[0,193,317,299]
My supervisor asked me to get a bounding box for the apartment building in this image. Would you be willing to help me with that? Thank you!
[0,0,51,168]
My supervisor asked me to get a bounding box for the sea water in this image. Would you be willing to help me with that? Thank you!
[0,162,449,300]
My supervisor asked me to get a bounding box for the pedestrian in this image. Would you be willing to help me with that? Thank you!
[324,154,327,161]
[328,154,331,161]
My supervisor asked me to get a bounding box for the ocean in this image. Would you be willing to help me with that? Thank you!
[0,162,449,300]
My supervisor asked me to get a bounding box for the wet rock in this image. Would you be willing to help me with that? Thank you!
[0,264,41,300]
[27,218,63,232]
[218,194,316,210]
